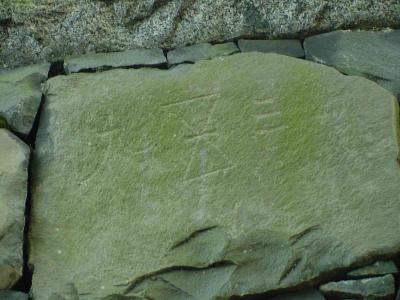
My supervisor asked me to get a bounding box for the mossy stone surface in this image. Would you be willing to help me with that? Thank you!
[0,129,30,289]
[0,63,50,135]
[31,53,400,299]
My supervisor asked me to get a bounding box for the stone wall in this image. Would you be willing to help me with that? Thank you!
[0,13,400,299]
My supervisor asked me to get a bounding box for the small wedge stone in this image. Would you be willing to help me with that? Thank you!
[64,48,166,74]
[320,275,395,300]
[238,39,304,58]
[167,42,238,65]
[348,260,398,279]
[0,63,49,135]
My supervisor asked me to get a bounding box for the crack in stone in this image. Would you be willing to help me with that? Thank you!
[124,260,236,295]
[170,225,219,250]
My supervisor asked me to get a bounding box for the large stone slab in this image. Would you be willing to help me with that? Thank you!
[304,30,400,97]
[30,53,400,299]
[167,43,239,65]
[1,1,400,68]
[320,275,395,299]
[238,40,304,58]
[0,63,50,135]
[0,129,30,289]
[64,48,166,74]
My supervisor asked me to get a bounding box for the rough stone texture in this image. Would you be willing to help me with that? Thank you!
[167,42,239,65]
[347,260,398,279]
[1,0,400,68]
[238,40,304,58]
[320,275,395,299]
[304,29,400,98]
[64,48,166,74]
[0,63,50,135]
[0,129,30,289]
[30,53,400,300]
[269,289,325,300]
[0,290,29,300]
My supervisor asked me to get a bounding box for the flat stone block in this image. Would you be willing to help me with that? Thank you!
[167,42,239,65]
[238,39,304,58]
[64,48,166,74]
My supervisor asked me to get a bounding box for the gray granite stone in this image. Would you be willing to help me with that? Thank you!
[238,40,304,58]
[1,1,400,68]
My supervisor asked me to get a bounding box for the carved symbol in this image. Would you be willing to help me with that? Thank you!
[252,98,286,136]
[161,93,234,182]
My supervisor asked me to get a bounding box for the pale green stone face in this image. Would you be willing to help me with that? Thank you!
[0,63,50,135]
[0,129,29,289]
[30,53,400,300]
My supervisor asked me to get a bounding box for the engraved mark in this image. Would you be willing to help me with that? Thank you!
[252,97,286,137]
[161,93,218,108]
[162,93,235,181]
[183,129,217,141]
[184,166,235,183]
[255,125,288,135]
[253,99,274,105]
[254,111,281,120]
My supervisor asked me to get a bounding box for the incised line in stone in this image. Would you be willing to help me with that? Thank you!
[160,93,218,108]
[167,97,234,181]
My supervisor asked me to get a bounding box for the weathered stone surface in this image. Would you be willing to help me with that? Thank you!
[0,129,30,289]
[168,42,238,65]
[0,63,50,135]
[320,275,395,299]
[238,40,304,58]
[270,289,325,300]
[347,260,398,279]
[0,290,29,300]
[1,1,400,68]
[30,53,400,299]
[64,48,166,74]
[304,29,400,97]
